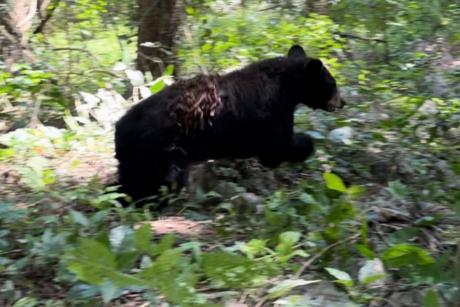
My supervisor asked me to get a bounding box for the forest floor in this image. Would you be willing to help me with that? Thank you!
[1,103,459,307]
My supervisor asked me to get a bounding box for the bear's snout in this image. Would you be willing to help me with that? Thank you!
[326,89,346,112]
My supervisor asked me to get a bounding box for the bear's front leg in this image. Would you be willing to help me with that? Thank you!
[285,133,314,163]
[165,147,189,192]
[258,133,314,168]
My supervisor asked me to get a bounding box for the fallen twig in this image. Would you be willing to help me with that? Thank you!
[294,233,361,278]
[255,233,361,307]
[237,290,249,306]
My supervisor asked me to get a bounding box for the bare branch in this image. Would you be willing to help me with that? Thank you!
[52,47,99,60]
[34,0,60,34]
[39,0,52,14]
[258,4,280,11]
[85,69,119,78]
[336,32,387,43]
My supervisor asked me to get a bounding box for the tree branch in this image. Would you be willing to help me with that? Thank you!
[34,0,60,34]
[257,4,280,11]
[336,32,387,43]
[39,0,52,14]
[52,47,99,60]
[85,69,119,78]
[17,0,38,30]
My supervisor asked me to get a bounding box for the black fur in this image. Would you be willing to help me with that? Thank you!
[112,45,345,208]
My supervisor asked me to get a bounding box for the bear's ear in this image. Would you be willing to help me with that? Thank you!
[288,45,307,59]
[305,58,324,77]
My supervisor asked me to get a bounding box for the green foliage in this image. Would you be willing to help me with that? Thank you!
[382,244,435,268]
[179,10,344,75]
[203,251,275,289]
[424,289,441,307]
[62,230,203,305]
[326,267,354,287]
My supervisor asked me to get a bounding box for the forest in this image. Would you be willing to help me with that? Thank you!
[1,0,460,306]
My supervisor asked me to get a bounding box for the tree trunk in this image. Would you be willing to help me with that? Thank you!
[305,0,314,14]
[136,0,183,79]
[0,0,36,70]
[303,0,329,15]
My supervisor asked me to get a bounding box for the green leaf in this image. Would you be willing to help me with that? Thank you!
[70,210,90,227]
[240,239,268,258]
[12,298,38,307]
[90,209,112,224]
[276,232,302,261]
[355,244,375,260]
[137,248,199,304]
[138,249,187,301]
[100,282,121,304]
[325,268,353,281]
[179,241,203,262]
[415,215,441,226]
[323,173,347,192]
[203,252,275,288]
[423,289,439,307]
[324,202,355,224]
[299,193,317,205]
[70,160,81,167]
[64,239,115,285]
[388,227,419,244]
[0,148,15,161]
[325,268,354,287]
[134,224,175,256]
[64,239,145,288]
[142,249,181,275]
[150,80,165,94]
[186,6,196,15]
[164,64,174,76]
[202,43,213,52]
[348,185,366,199]
[361,274,388,285]
[386,181,408,199]
[153,234,176,256]
[279,231,301,247]
[382,244,435,268]
[134,223,153,252]
[452,164,460,175]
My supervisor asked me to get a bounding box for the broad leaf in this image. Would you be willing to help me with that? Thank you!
[325,268,354,287]
[382,244,435,268]
[323,173,347,192]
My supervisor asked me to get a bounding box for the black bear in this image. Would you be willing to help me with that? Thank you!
[113,45,345,208]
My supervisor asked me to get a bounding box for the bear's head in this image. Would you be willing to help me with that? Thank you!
[287,45,346,112]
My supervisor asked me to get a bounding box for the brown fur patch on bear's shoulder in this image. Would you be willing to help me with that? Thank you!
[169,75,222,135]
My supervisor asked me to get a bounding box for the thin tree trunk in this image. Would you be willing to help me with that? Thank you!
[136,0,183,79]
[304,0,314,15]
[0,0,36,70]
